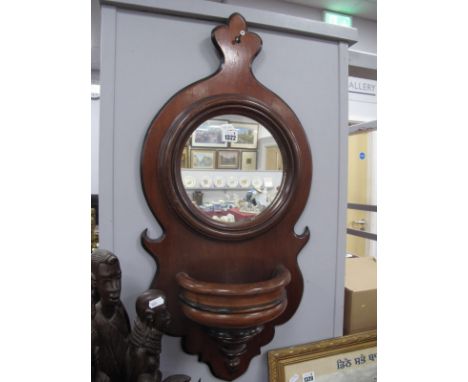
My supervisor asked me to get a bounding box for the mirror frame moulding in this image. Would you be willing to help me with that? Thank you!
[164,95,300,241]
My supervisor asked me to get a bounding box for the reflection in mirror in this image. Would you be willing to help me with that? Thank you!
[180,115,283,224]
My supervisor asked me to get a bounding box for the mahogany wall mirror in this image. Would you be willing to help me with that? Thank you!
[141,13,312,380]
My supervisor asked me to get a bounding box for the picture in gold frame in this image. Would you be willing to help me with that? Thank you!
[181,146,189,168]
[241,151,257,170]
[190,149,215,169]
[268,330,376,382]
[230,122,258,149]
[217,150,239,169]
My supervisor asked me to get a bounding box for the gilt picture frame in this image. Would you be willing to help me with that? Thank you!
[190,149,216,169]
[181,146,189,168]
[230,122,258,149]
[241,151,257,170]
[217,150,240,169]
[268,330,377,382]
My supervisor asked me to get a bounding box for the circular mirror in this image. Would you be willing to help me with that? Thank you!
[180,115,284,224]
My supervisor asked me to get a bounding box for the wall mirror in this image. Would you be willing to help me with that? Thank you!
[180,114,283,224]
[140,13,312,380]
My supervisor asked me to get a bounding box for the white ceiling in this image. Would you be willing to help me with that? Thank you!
[91,0,376,75]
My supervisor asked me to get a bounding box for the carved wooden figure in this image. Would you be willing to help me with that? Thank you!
[92,250,192,382]
[125,290,190,382]
[141,13,312,380]
[92,300,111,382]
[92,249,131,381]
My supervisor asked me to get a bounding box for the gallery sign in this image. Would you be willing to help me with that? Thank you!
[348,76,377,97]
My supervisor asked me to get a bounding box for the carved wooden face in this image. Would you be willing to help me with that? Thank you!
[153,306,171,329]
[96,263,122,307]
[143,306,171,331]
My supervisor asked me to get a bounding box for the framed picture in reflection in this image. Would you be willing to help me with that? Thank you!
[230,122,258,149]
[191,150,215,169]
[217,150,240,169]
[191,119,228,147]
[241,151,257,170]
[181,146,189,168]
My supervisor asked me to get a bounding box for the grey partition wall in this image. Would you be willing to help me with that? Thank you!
[99,0,357,380]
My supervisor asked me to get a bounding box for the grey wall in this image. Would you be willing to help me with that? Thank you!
[100,1,350,380]
[91,99,100,194]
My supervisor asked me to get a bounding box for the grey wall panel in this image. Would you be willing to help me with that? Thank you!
[112,9,221,317]
[334,42,350,336]
[99,5,117,251]
[100,3,349,381]
[91,99,100,194]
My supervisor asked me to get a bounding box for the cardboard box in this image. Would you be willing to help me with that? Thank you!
[344,257,377,334]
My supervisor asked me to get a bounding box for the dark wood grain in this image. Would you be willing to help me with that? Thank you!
[140,13,312,380]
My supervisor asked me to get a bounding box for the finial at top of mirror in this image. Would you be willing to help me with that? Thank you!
[212,13,262,71]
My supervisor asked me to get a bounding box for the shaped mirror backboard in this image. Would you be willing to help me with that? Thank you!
[180,115,283,224]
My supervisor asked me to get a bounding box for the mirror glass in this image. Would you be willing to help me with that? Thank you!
[180,115,284,224]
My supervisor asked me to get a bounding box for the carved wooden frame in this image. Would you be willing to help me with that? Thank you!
[140,13,312,380]
[159,94,305,240]
[268,330,377,382]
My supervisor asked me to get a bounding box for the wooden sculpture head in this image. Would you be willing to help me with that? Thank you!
[92,249,122,314]
[135,289,171,330]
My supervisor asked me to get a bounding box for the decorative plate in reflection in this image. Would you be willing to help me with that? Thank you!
[227,176,238,188]
[264,177,273,188]
[183,175,197,188]
[214,176,225,188]
[239,177,250,188]
[252,178,263,189]
[201,176,212,188]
